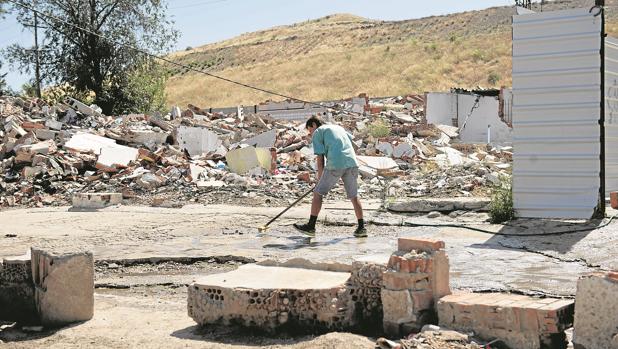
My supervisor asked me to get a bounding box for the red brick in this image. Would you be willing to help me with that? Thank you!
[611,192,618,209]
[520,308,540,332]
[383,271,429,291]
[398,238,445,253]
[607,271,618,282]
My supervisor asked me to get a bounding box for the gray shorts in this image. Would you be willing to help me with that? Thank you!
[315,167,359,199]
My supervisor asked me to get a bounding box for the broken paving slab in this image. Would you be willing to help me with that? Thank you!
[388,197,490,213]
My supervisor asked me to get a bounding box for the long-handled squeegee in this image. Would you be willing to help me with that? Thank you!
[257,186,315,233]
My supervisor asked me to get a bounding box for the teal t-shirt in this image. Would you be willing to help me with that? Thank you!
[312,124,358,170]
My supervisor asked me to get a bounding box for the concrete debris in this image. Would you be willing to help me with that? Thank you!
[0,93,511,208]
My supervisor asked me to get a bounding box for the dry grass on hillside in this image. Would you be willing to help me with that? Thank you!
[165,0,618,108]
[166,31,511,108]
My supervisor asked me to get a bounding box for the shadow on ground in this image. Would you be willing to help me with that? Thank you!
[474,218,604,254]
[170,324,327,346]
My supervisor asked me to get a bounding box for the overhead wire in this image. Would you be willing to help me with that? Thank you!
[5,0,362,117]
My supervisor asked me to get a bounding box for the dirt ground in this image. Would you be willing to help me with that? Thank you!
[0,202,615,348]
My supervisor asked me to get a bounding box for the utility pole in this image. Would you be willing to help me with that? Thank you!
[33,10,41,98]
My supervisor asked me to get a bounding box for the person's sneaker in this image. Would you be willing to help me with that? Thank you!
[353,226,368,238]
[293,223,316,237]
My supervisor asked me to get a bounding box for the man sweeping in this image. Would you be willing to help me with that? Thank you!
[294,116,367,238]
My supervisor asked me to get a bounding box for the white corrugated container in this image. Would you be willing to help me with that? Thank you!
[605,37,618,195]
[512,8,603,218]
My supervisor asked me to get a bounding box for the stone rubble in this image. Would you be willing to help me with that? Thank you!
[0,94,512,208]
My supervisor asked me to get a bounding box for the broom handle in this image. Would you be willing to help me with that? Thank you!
[264,186,315,228]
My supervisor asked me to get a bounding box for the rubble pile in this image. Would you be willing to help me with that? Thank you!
[0,94,511,208]
[377,325,502,349]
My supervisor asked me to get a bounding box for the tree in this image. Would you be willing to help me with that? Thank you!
[5,0,177,114]
[0,63,7,95]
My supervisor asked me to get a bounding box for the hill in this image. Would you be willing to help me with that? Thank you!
[165,0,618,108]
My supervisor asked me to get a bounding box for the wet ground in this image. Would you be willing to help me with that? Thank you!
[2,202,615,296]
[0,202,616,347]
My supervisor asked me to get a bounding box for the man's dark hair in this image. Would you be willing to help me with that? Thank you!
[306,116,323,129]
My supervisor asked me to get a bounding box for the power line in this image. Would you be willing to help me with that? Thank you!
[6,0,344,114]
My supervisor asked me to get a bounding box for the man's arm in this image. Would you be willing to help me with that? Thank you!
[316,155,325,182]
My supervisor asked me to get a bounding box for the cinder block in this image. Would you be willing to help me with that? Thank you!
[397,238,445,253]
[0,254,37,323]
[31,248,94,326]
[72,193,122,209]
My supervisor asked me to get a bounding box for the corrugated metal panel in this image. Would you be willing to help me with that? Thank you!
[605,37,618,195]
[512,8,602,218]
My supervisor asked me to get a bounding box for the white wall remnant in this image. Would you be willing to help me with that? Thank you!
[425,92,512,143]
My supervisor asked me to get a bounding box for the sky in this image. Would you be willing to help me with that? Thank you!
[0,0,514,90]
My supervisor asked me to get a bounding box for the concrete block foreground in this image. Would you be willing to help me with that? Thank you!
[573,272,618,349]
[0,248,94,327]
[188,264,357,332]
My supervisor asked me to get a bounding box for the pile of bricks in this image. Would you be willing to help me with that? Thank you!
[437,292,574,349]
[381,238,451,336]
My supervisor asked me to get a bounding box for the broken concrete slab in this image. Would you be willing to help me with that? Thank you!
[96,145,139,172]
[241,129,277,148]
[72,193,122,209]
[65,133,140,171]
[357,156,399,170]
[176,126,222,157]
[388,197,490,213]
[31,248,94,326]
[44,119,63,131]
[64,133,116,154]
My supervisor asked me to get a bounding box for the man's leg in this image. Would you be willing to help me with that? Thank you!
[294,169,341,236]
[342,167,366,237]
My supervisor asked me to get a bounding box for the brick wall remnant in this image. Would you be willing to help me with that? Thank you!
[381,237,451,337]
[438,292,574,349]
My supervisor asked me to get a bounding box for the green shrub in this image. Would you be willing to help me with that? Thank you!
[489,174,515,224]
[487,71,501,86]
[367,119,391,138]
